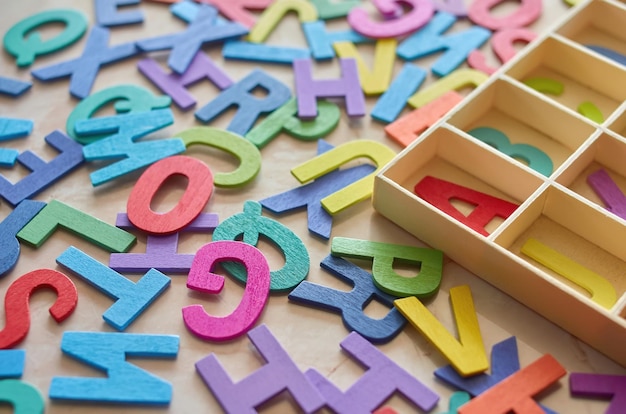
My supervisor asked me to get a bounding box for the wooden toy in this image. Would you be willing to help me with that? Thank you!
[291,139,395,214]
[394,285,489,377]
[331,236,443,298]
[0,350,25,378]
[195,69,291,136]
[396,12,491,77]
[522,76,564,94]
[347,0,434,39]
[373,0,626,367]
[333,38,396,95]
[78,109,185,186]
[407,68,488,108]
[95,0,143,27]
[435,336,559,414]
[49,331,179,404]
[0,269,77,349]
[371,64,427,124]
[468,0,542,31]
[0,380,45,414]
[223,41,311,64]
[126,155,213,235]
[293,58,366,118]
[0,130,84,206]
[468,28,537,75]
[302,20,368,61]
[288,255,406,343]
[196,0,273,28]
[248,0,317,43]
[0,77,31,97]
[138,52,232,111]
[0,200,46,278]
[31,26,138,99]
[305,332,439,413]
[66,84,171,144]
[570,372,626,414]
[2,9,88,67]
[457,354,566,414]
[0,118,32,140]
[309,0,359,19]
[17,199,136,253]
[110,212,218,273]
[384,91,464,146]
[56,246,170,331]
[260,141,375,240]
[587,169,626,219]
[195,324,325,413]
[245,98,340,149]
[179,126,262,187]
[135,5,248,74]
[212,200,309,292]
[521,238,617,309]
[182,241,270,341]
[578,100,604,123]
[468,126,553,176]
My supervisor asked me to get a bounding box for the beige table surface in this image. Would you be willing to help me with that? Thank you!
[1,0,625,413]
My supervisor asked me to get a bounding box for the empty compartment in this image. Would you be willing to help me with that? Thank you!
[447,78,596,177]
[378,125,543,236]
[495,184,626,311]
[506,36,626,123]
[557,0,626,60]
[556,132,626,221]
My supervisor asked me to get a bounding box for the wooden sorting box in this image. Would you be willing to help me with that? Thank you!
[373,0,626,367]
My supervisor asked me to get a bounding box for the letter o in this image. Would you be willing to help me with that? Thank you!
[127,155,213,234]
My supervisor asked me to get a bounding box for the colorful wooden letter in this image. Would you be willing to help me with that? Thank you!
[0,118,33,140]
[195,324,325,413]
[414,176,519,236]
[195,69,291,136]
[212,200,309,292]
[17,200,136,253]
[245,98,340,149]
[408,68,488,108]
[0,269,77,349]
[66,84,171,144]
[302,20,368,61]
[394,285,489,376]
[127,155,213,235]
[49,331,179,404]
[457,354,565,414]
[468,126,553,176]
[288,255,406,343]
[31,26,137,99]
[183,241,271,341]
[521,238,617,309]
[293,58,366,118]
[138,51,233,111]
[110,213,218,273]
[260,140,375,240]
[291,140,396,214]
[371,64,427,124]
[347,0,435,39]
[179,126,261,187]
[0,77,32,97]
[136,5,248,74]
[78,109,185,186]
[0,130,83,206]
[305,332,439,413]
[56,247,170,331]
[468,0,542,31]
[331,236,444,298]
[397,12,490,77]
[570,373,626,414]
[587,169,626,220]
[3,9,88,67]
[0,380,45,414]
[95,0,144,26]
[248,0,317,43]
